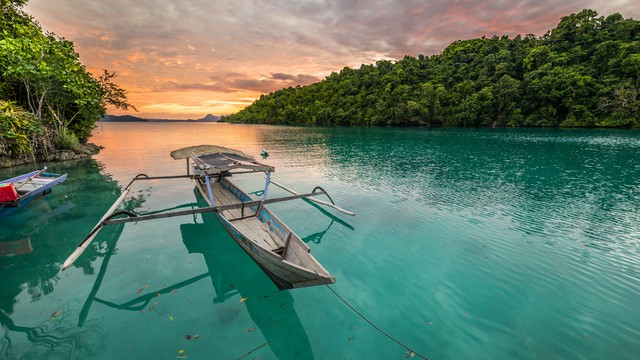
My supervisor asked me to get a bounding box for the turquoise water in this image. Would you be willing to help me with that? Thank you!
[1,123,639,359]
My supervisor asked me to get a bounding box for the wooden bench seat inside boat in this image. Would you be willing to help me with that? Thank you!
[207,180,283,252]
[15,178,54,194]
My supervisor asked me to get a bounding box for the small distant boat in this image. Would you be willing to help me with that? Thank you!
[63,145,355,290]
[0,168,68,217]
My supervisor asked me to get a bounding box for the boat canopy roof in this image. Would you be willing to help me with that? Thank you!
[171,145,274,174]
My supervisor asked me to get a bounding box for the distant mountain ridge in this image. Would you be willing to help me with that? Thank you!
[100,114,220,122]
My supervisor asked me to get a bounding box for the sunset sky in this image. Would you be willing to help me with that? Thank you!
[25,0,640,119]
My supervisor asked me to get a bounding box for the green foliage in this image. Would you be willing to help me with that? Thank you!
[1,0,28,7]
[227,9,640,128]
[52,127,80,150]
[0,100,41,155]
[0,3,133,157]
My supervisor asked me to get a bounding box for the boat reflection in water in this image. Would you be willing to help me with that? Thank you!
[0,201,75,257]
[0,213,112,360]
[77,190,317,359]
[182,209,315,357]
[0,238,33,256]
[301,198,355,244]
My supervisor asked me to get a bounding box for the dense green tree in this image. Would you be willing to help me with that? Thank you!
[225,9,640,128]
[1,0,133,158]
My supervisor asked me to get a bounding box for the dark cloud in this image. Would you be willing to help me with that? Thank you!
[29,0,640,61]
[271,73,320,84]
[228,73,320,93]
[161,82,240,93]
[161,71,319,95]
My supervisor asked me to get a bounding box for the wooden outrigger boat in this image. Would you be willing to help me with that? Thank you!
[62,145,354,290]
[0,168,68,218]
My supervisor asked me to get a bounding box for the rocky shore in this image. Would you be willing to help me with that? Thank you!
[0,143,102,168]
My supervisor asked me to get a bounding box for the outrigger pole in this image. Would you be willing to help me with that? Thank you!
[270,180,355,216]
[102,189,333,225]
[61,174,191,271]
[61,173,350,271]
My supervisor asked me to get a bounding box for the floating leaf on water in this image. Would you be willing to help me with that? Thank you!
[193,335,199,340]
[347,336,355,341]
[239,298,248,303]
[185,335,191,340]
[169,315,174,321]
[50,310,64,318]
[176,356,188,359]
[406,350,415,358]
[245,327,256,333]
[136,284,149,294]
[178,350,184,354]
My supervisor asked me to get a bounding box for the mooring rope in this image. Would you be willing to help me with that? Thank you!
[324,284,429,359]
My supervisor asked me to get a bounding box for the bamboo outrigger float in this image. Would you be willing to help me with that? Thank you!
[62,145,354,289]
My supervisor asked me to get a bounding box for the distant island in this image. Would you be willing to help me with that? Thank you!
[100,114,221,122]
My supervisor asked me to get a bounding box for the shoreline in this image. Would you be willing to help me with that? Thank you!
[0,143,103,169]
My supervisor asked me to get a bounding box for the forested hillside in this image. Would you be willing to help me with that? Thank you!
[226,9,640,127]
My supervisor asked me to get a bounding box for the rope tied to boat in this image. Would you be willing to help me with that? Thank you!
[316,274,428,359]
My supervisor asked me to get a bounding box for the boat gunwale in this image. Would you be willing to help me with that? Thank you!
[1,170,41,184]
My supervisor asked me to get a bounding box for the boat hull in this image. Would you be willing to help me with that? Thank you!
[0,172,68,218]
[195,177,335,289]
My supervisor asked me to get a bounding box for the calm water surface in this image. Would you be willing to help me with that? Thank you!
[1,123,639,359]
